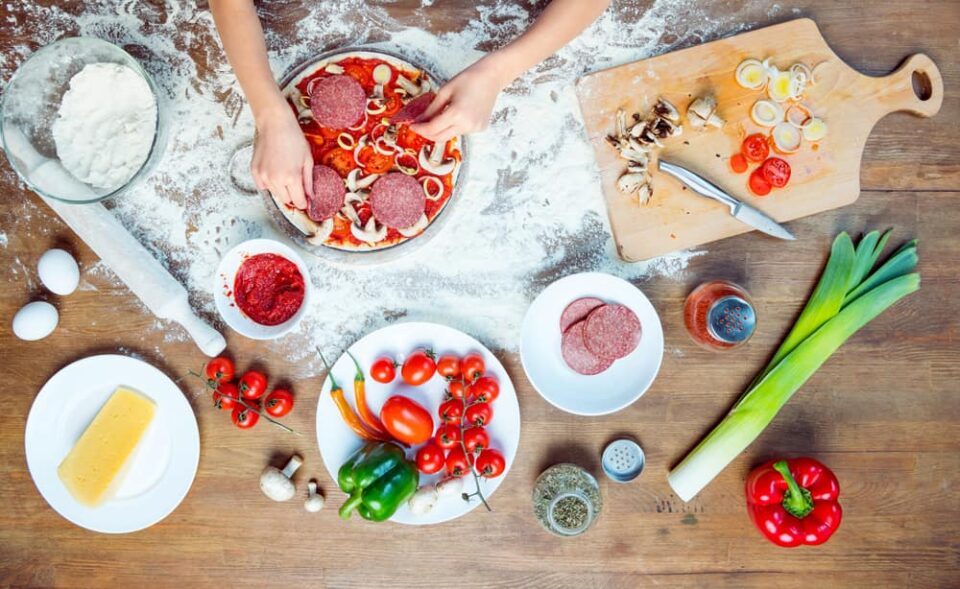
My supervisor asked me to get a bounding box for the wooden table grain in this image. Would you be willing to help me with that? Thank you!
[1,1,958,588]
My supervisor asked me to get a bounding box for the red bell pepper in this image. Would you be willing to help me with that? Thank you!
[745,457,842,547]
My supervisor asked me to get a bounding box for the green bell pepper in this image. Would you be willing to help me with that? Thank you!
[338,441,419,522]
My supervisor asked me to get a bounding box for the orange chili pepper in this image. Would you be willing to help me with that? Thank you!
[346,351,389,436]
[318,350,388,442]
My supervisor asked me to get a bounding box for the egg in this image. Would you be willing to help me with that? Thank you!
[38,248,80,296]
[12,301,59,341]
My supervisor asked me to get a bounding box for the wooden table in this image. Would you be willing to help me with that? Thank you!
[1,2,958,587]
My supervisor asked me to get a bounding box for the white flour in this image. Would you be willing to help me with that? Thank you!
[52,63,157,189]
[0,0,772,371]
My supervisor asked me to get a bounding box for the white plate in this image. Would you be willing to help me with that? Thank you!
[24,355,200,533]
[520,272,664,416]
[214,238,313,340]
[316,322,521,525]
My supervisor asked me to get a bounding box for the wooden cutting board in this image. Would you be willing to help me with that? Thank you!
[575,18,943,262]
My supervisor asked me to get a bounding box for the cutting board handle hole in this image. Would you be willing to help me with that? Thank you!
[912,70,933,101]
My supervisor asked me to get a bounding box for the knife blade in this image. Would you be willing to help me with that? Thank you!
[657,160,795,241]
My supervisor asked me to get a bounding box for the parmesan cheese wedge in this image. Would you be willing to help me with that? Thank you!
[57,387,156,507]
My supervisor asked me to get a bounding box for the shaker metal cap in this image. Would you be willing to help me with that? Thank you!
[707,295,756,344]
[601,438,645,483]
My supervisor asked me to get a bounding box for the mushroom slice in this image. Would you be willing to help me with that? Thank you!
[305,218,335,245]
[654,98,681,123]
[617,172,648,194]
[419,143,456,176]
[397,213,429,237]
[616,108,628,138]
[705,113,724,129]
[350,217,387,244]
[619,147,650,163]
[346,169,380,192]
[635,183,652,205]
[395,75,421,96]
[324,63,345,74]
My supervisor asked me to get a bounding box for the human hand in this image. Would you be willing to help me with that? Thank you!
[251,105,312,209]
[410,56,511,143]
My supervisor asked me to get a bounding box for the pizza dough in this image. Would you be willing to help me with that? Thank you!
[559,297,605,332]
[561,321,614,376]
[307,165,346,222]
[582,304,642,360]
[391,92,435,124]
[309,75,366,129]
[369,173,426,229]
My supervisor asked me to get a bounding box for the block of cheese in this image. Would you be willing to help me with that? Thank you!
[57,387,156,507]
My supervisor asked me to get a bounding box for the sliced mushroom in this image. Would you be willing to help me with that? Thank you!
[350,217,387,244]
[653,98,681,123]
[324,63,345,74]
[418,142,456,176]
[617,172,648,194]
[305,218,334,245]
[346,168,380,192]
[395,75,420,96]
[397,213,428,237]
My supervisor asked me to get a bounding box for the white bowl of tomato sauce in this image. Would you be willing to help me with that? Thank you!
[214,238,312,340]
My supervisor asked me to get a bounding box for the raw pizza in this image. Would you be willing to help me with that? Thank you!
[275,50,463,251]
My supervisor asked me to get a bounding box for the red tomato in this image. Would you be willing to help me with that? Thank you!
[748,168,772,196]
[213,381,239,411]
[238,370,267,400]
[461,354,485,382]
[465,402,493,427]
[263,389,294,417]
[436,355,462,380]
[447,380,467,400]
[370,357,397,384]
[401,350,436,386]
[463,426,490,454]
[435,423,461,450]
[438,399,464,424]
[380,396,434,445]
[231,404,259,429]
[445,446,473,477]
[205,357,235,383]
[729,153,749,174]
[475,449,506,478]
[415,442,445,475]
[470,376,500,403]
[761,157,791,188]
[742,134,770,162]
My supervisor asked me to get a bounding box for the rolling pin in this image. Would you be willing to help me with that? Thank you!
[3,127,227,357]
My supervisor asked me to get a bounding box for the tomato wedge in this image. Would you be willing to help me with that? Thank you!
[761,157,791,188]
[748,167,772,196]
[742,134,770,162]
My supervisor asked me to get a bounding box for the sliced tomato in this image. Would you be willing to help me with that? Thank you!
[729,153,749,174]
[321,147,356,177]
[742,134,770,163]
[761,157,791,188]
[748,167,772,196]
[364,151,394,174]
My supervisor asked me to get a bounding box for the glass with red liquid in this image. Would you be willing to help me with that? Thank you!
[683,280,756,350]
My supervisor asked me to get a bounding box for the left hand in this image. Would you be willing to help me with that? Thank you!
[410,56,509,143]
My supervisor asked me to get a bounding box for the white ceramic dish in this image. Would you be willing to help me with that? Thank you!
[520,272,664,416]
[316,321,521,525]
[24,355,200,533]
[214,238,313,340]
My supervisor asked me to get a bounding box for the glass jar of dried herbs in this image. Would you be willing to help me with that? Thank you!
[532,463,602,537]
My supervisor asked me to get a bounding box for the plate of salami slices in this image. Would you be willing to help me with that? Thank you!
[520,272,664,416]
[264,47,467,264]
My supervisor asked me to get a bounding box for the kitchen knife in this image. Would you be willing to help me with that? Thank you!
[658,160,795,240]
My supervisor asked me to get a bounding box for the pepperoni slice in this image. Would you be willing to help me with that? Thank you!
[309,75,366,129]
[307,165,346,222]
[559,297,605,332]
[582,304,642,360]
[561,321,613,376]
[369,172,426,229]
[391,92,435,124]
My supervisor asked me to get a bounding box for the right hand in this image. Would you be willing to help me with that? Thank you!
[252,106,312,210]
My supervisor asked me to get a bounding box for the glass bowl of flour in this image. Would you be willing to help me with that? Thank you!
[0,37,165,203]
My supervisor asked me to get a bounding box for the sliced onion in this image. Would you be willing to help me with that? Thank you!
[305,77,322,97]
[396,153,419,175]
[421,176,444,200]
[323,64,345,75]
[789,63,812,82]
[372,64,392,84]
[366,100,386,115]
[767,71,793,103]
[397,213,428,237]
[337,133,357,150]
[785,103,813,128]
[348,113,368,131]
[750,99,783,127]
[373,137,397,155]
[735,58,767,89]
[788,72,808,100]
[298,95,311,110]
[772,121,802,153]
[801,117,828,142]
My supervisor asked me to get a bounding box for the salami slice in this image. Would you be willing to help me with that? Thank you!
[561,321,613,376]
[309,75,366,129]
[583,304,642,360]
[307,165,346,222]
[559,297,605,332]
[369,172,426,229]
[391,91,436,124]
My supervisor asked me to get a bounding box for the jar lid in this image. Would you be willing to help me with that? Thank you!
[707,295,756,344]
[601,438,645,482]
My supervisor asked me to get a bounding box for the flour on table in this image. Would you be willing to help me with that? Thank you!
[0,0,769,367]
[52,63,157,189]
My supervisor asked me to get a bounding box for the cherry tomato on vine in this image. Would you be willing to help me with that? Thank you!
[436,355,461,380]
[463,426,490,454]
[475,449,506,478]
[465,402,493,427]
[445,446,473,477]
[213,381,239,411]
[401,350,436,386]
[205,356,235,383]
[435,423,461,450]
[415,442,446,475]
[748,167,772,196]
[447,380,467,400]
[438,398,464,424]
[263,389,294,417]
[742,133,770,162]
[370,357,397,384]
[761,157,791,188]
[461,354,485,382]
[470,376,500,403]
[238,370,267,400]
[231,404,259,429]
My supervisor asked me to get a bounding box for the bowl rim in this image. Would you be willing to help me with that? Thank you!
[213,238,313,340]
[0,36,164,205]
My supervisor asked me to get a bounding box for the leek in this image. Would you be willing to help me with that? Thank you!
[668,232,920,502]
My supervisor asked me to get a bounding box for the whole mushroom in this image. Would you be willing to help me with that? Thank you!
[304,480,325,513]
[259,454,303,502]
